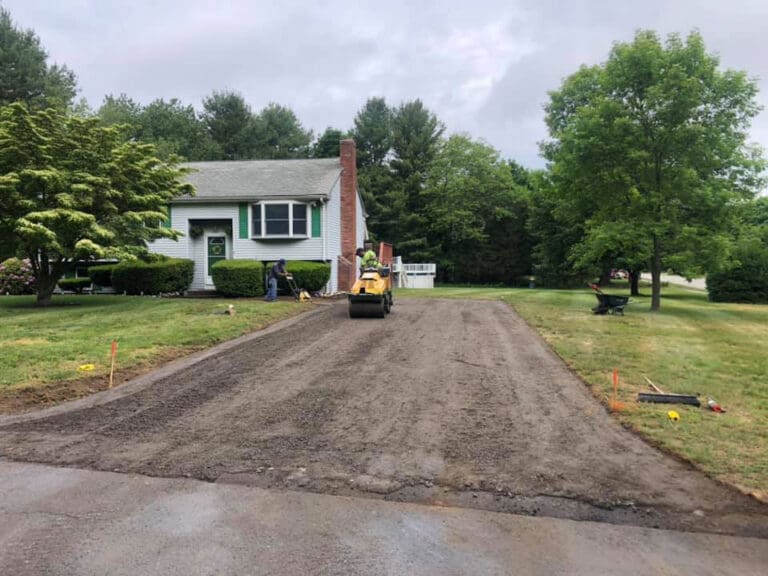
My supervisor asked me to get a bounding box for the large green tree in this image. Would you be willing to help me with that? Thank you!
[312,127,344,158]
[201,90,258,160]
[544,30,765,310]
[254,103,312,159]
[350,98,394,245]
[140,98,219,160]
[0,8,77,109]
[351,97,392,168]
[0,103,192,305]
[98,95,219,160]
[389,99,444,260]
[97,93,142,134]
[424,135,532,284]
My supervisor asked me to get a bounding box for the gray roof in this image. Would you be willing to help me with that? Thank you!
[177,158,342,202]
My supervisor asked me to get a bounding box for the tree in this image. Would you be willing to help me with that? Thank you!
[389,99,444,260]
[97,93,142,134]
[0,8,77,109]
[351,97,392,168]
[351,97,394,245]
[201,90,258,160]
[423,135,532,284]
[0,103,192,305]
[140,98,219,160]
[254,103,312,159]
[312,127,344,158]
[544,30,765,310]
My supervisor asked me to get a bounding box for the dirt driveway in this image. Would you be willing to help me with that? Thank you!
[0,299,765,537]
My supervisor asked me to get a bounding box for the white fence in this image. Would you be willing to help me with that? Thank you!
[392,257,436,288]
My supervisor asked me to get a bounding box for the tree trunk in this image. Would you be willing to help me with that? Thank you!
[35,276,59,307]
[651,236,662,311]
[34,255,62,307]
[629,269,640,296]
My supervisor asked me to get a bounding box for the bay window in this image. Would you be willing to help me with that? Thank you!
[251,202,309,238]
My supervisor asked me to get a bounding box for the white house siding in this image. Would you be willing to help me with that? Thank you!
[149,200,340,292]
[356,188,366,249]
[325,179,342,293]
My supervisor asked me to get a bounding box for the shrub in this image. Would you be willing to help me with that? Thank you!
[211,260,265,297]
[88,265,116,287]
[58,277,92,293]
[112,258,194,295]
[707,241,768,304]
[270,261,331,293]
[0,258,35,295]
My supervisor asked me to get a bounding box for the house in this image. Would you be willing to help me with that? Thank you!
[149,139,366,293]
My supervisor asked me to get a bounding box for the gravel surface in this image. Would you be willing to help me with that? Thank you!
[0,299,765,536]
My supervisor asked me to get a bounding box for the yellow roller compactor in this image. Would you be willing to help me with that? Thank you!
[348,266,393,318]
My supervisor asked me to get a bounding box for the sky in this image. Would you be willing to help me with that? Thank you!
[3,0,768,168]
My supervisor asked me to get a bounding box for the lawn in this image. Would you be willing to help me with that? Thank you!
[0,295,305,409]
[397,284,768,498]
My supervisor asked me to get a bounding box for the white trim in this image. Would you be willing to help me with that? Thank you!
[204,232,228,287]
[250,200,309,239]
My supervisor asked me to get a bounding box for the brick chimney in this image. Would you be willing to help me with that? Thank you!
[338,139,357,292]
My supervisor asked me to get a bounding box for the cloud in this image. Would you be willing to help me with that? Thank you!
[3,0,767,168]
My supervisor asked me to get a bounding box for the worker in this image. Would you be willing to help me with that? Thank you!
[264,258,287,302]
[356,247,378,272]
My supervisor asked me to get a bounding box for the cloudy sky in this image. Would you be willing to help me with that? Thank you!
[4,0,767,167]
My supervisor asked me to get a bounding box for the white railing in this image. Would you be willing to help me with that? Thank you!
[390,261,436,289]
[402,263,436,275]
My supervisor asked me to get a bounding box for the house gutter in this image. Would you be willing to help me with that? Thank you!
[322,198,328,262]
[172,194,328,204]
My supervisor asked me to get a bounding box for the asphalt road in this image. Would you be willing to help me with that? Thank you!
[1,461,766,576]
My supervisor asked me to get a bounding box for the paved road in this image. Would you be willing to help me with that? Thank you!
[641,274,707,291]
[1,461,766,576]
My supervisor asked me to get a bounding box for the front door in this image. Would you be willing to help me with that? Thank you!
[206,236,227,285]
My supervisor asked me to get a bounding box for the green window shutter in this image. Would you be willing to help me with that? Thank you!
[311,204,321,238]
[161,204,172,229]
[238,203,249,238]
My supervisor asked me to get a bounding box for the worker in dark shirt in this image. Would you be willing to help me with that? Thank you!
[265,258,287,301]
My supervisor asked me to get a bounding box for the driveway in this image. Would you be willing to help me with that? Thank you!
[1,298,765,538]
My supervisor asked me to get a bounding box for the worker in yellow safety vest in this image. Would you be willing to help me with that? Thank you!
[355,247,379,272]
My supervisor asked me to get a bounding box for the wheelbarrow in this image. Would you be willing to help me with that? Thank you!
[589,284,629,315]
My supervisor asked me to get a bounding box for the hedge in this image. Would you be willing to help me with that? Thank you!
[267,260,331,293]
[707,242,768,304]
[211,259,265,297]
[112,258,194,295]
[58,277,92,293]
[87,264,116,287]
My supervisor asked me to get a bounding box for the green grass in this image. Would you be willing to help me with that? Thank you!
[397,284,768,496]
[0,295,303,392]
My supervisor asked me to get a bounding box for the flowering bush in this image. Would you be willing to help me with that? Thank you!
[0,258,36,295]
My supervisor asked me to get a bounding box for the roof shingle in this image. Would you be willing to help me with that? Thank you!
[179,158,342,202]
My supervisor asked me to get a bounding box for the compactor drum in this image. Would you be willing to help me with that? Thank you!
[348,267,393,318]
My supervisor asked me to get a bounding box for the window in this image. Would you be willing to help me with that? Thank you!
[265,204,289,235]
[293,204,307,236]
[251,202,309,238]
